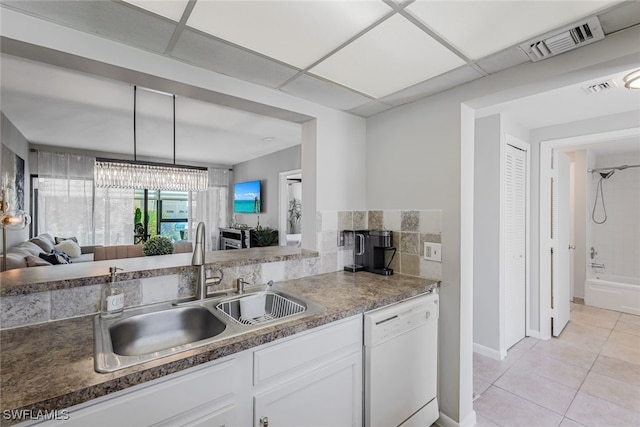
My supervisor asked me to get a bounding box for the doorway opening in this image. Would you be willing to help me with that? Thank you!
[538,127,640,339]
[279,169,302,247]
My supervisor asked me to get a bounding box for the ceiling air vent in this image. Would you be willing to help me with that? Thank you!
[581,79,617,95]
[520,16,605,62]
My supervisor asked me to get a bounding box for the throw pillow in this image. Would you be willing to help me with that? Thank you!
[55,236,79,245]
[26,255,52,267]
[30,236,55,253]
[54,240,82,259]
[39,249,71,265]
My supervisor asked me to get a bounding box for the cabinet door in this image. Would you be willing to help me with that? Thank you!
[49,359,237,427]
[179,404,237,427]
[254,352,362,427]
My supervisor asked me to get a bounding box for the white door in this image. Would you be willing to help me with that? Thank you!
[504,143,527,349]
[552,150,571,336]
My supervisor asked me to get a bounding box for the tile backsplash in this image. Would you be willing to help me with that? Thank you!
[317,209,442,280]
[0,257,320,330]
[1,209,442,330]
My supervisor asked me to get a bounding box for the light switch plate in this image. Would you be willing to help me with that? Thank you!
[424,242,442,262]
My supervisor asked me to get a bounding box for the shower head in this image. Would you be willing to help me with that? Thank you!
[599,170,615,179]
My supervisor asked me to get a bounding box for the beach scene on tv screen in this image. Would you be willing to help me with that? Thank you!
[234,180,261,213]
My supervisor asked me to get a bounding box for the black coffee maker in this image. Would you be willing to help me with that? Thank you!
[344,230,396,275]
[363,230,396,276]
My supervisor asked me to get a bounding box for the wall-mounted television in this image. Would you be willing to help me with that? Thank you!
[234,180,261,213]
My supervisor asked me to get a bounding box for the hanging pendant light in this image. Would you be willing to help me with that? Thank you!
[94,86,208,191]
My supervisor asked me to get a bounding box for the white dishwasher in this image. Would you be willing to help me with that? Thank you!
[364,292,439,427]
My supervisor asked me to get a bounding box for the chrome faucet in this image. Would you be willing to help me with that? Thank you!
[191,222,223,299]
[192,222,207,299]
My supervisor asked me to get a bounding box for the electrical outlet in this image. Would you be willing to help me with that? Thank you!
[424,242,442,262]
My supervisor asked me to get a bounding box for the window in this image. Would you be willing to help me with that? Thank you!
[134,190,190,243]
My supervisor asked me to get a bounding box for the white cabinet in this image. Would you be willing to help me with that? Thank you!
[47,357,240,427]
[254,352,362,427]
[253,315,362,427]
[35,315,362,427]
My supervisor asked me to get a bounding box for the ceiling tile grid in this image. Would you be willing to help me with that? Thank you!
[1,0,634,117]
[171,28,300,88]
[308,14,466,98]
[186,0,393,69]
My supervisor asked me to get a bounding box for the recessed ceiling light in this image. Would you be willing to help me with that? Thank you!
[623,69,640,90]
[262,137,275,143]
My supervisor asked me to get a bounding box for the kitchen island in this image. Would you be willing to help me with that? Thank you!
[1,270,438,426]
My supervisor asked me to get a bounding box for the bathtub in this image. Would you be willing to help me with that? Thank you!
[585,274,640,315]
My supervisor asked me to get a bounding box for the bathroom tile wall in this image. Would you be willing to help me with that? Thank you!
[317,209,442,280]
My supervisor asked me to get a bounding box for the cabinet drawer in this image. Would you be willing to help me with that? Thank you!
[253,315,361,386]
[55,359,236,427]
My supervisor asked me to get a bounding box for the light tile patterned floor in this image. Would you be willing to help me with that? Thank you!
[473,303,640,427]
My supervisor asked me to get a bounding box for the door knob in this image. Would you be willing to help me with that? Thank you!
[260,416,269,427]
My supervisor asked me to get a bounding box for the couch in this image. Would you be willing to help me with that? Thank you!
[4,233,99,270]
[92,241,193,261]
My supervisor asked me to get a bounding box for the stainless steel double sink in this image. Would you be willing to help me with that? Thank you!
[94,288,325,372]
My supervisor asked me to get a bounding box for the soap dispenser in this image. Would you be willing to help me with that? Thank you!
[101,266,124,318]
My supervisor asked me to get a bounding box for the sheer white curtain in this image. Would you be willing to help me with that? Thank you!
[193,168,231,251]
[37,151,134,245]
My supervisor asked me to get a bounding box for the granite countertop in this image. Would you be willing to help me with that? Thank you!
[0,247,318,296]
[0,271,437,423]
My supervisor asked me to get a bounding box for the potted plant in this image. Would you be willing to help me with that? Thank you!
[142,235,174,256]
[251,228,279,247]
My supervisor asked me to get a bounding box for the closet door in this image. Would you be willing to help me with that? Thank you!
[504,143,527,349]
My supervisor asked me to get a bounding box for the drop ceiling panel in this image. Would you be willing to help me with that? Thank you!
[310,14,466,98]
[121,0,189,22]
[280,74,373,111]
[407,0,622,60]
[380,65,483,106]
[2,0,177,54]
[172,29,300,89]
[186,0,391,69]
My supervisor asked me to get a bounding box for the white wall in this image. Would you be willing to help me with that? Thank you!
[473,115,501,354]
[233,145,301,231]
[1,112,31,251]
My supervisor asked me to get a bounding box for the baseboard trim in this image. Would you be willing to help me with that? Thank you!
[436,410,477,427]
[473,342,505,360]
